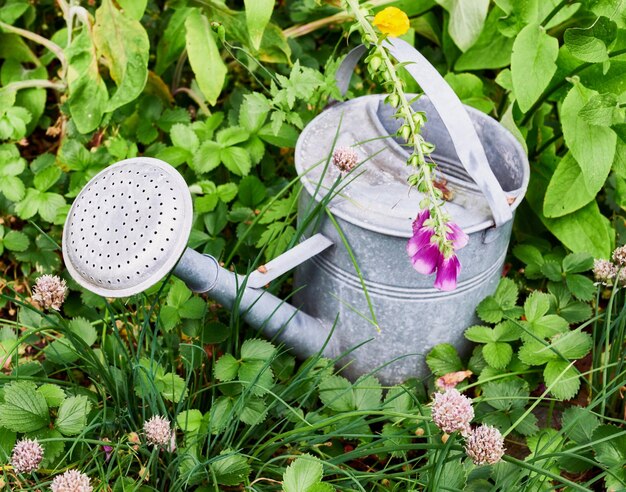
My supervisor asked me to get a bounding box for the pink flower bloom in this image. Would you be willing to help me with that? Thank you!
[407,209,468,291]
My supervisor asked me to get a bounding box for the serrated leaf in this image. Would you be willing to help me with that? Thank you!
[221,146,251,176]
[238,360,274,396]
[482,379,529,411]
[26,428,63,467]
[592,425,626,468]
[56,395,92,436]
[561,406,600,444]
[37,384,66,408]
[524,292,551,322]
[158,372,188,402]
[565,274,596,301]
[177,409,203,433]
[170,123,199,153]
[238,397,267,426]
[483,342,513,369]
[544,360,580,400]
[353,375,382,411]
[239,92,270,132]
[540,260,563,281]
[426,343,463,376]
[283,454,323,492]
[0,381,49,432]
[214,354,239,381]
[241,338,276,361]
[318,375,354,412]
[209,396,234,434]
[564,16,617,63]
[211,452,250,486]
[465,325,497,343]
[3,230,29,251]
[550,330,592,360]
[179,296,206,319]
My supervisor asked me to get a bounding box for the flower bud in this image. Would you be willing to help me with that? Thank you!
[387,93,400,108]
[400,125,411,141]
[368,54,383,71]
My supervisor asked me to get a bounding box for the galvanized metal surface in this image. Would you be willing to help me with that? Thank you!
[62,157,193,297]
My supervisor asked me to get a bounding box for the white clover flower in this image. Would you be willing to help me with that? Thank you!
[50,469,93,492]
[465,424,506,465]
[332,147,359,173]
[11,438,44,473]
[431,388,474,436]
[143,415,174,449]
[32,274,68,311]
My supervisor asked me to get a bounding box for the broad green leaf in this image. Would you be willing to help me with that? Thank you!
[0,427,16,465]
[579,93,621,126]
[550,330,592,359]
[211,451,250,486]
[185,9,227,106]
[561,82,616,188]
[511,23,558,112]
[37,384,66,408]
[217,183,238,202]
[238,175,266,207]
[239,93,271,132]
[435,0,489,51]
[65,29,108,133]
[217,127,250,147]
[192,141,222,174]
[158,371,188,402]
[177,409,203,433]
[283,454,324,492]
[565,273,595,301]
[562,253,594,273]
[241,338,276,360]
[116,0,147,20]
[0,381,49,432]
[244,0,274,50]
[353,375,382,410]
[93,0,149,112]
[544,360,580,400]
[238,360,274,396]
[170,124,199,153]
[465,325,496,343]
[3,230,28,251]
[476,278,520,323]
[214,354,239,381]
[438,459,466,489]
[483,342,513,369]
[238,396,267,426]
[455,7,514,70]
[221,146,251,176]
[56,395,92,436]
[426,343,463,376]
[167,278,192,308]
[564,16,617,62]
[561,406,600,443]
[318,375,354,412]
[482,379,529,412]
[209,397,234,434]
[179,296,206,319]
[592,425,626,467]
[544,153,599,217]
[155,8,191,75]
[524,291,551,322]
[68,317,97,346]
[443,73,494,113]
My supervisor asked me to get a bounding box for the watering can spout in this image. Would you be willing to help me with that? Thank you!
[172,237,340,360]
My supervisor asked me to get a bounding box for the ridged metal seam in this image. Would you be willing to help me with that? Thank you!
[305,249,506,300]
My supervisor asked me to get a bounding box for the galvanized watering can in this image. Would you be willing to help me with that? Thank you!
[62,39,529,385]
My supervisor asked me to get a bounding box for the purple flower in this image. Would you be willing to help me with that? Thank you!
[407,209,468,291]
[465,424,506,465]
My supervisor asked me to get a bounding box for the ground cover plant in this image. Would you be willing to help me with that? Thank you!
[0,0,626,490]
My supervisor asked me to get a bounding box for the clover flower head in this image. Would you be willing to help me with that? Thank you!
[144,415,173,448]
[431,388,474,436]
[593,259,617,285]
[32,274,67,311]
[50,469,93,492]
[464,424,506,465]
[11,438,44,474]
[612,245,626,267]
[373,6,410,37]
[332,147,359,173]
[407,209,469,291]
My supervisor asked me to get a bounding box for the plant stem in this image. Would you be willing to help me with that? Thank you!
[0,21,68,80]
[345,0,449,240]
[172,87,211,116]
[2,79,66,92]
[541,0,570,28]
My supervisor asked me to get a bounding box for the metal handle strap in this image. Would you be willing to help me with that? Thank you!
[335,39,512,227]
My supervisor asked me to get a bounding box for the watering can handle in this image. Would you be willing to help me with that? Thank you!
[335,39,513,228]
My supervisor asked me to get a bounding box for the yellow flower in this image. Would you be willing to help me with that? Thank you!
[373,7,410,37]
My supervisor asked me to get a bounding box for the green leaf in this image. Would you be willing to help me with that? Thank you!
[443,73,494,113]
[214,354,239,381]
[318,375,355,412]
[209,396,234,434]
[438,459,466,489]
[0,427,16,465]
[241,338,276,361]
[167,279,192,308]
[244,0,274,50]
[93,0,149,112]
[238,360,274,396]
[0,174,25,201]
[238,175,266,207]
[550,330,592,359]
[3,230,28,251]
[185,9,227,106]
[465,325,496,343]
[476,278,519,323]
[544,153,601,217]
[353,375,382,410]
[55,395,92,436]
[155,8,191,75]
[0,381,49,432]
[579,93,621,126]
[426,343,463,376]
[179,296,206,319]
[483,342,513,369]
[37,384,66,408]
[562,253,594,273]
[170,124,199,154]
[524,291,551,322]
[239,93,271,132]
[221,146,251,176]
[561,82,616,189]
[27,428,63,467]
[544,360,580,400]
[565,273,595,301]
[511,23,558,112]
[211,451,250,486]
[435,0,489,51]
[564,16,617,63]
[238,396,267,426]
[116,0,147,20]
[65,29,108,133]
[192,141,222,174]
[68,317,98,346]
[158,371,188,402]
[283,454,324,492]
[592,425,626,467]
[482,379,529,411]
[561,406,600,444]
[177,409,203,433]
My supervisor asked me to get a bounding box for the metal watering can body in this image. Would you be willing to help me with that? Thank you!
[61,39,529,386]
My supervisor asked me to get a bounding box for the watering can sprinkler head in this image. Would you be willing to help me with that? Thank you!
[62,157,337,358]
